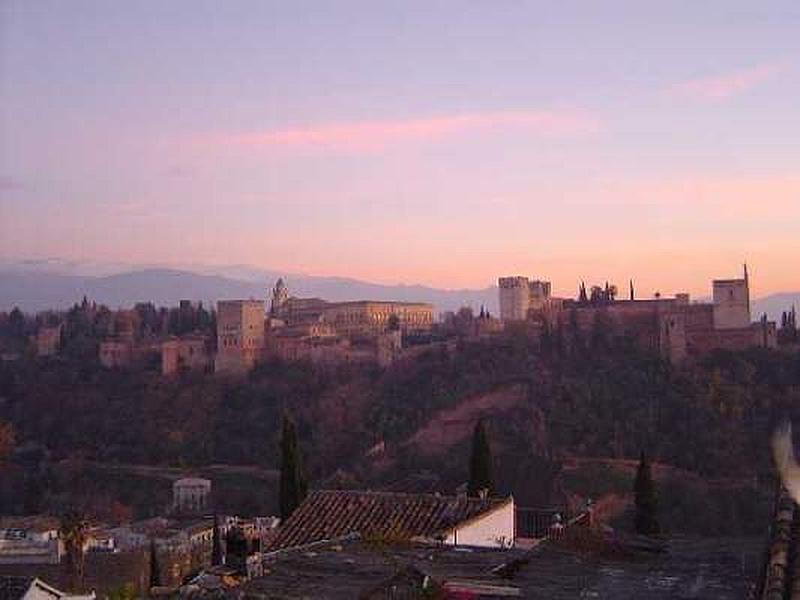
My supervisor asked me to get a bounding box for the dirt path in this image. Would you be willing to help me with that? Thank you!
[403,383,528,456]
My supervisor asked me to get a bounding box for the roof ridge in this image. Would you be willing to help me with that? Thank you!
[311,488,508,503]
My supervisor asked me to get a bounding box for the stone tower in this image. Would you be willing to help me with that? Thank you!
[712,265,751,329]
[270,278,289,318]
[498,276,531,321]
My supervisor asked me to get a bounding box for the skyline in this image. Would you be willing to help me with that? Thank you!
[2,1,799,297]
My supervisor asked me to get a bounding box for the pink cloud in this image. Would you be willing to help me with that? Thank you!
[669,61,787,101]
[220,110,602,152]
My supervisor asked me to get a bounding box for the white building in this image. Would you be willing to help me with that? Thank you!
[173,477,212,515]
[0,517,62,565]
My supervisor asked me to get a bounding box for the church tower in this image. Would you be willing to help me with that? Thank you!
[270,278,289,318]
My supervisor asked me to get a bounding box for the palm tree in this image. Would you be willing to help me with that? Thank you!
[59,511,88,590]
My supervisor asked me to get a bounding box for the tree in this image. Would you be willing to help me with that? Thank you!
[225,526,248,574]
[578,282,588,305]
[148,540,161,588]
[467,418,494,498]
[212,514,224,566]
[60,511,88,590]
[279,412,307,520]
[633,451,660,535]
[0,420,15,465]
[8,307,26,338]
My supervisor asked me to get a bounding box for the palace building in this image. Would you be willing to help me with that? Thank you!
[498,265,777,363]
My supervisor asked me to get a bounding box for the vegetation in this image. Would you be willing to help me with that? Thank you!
[148,540,161,587]
[60,510,88,590]
[279,412,308,520]
[467,419,494,498]
[1,304,799,534]
[212,513,224,566]
[633,452,660,535]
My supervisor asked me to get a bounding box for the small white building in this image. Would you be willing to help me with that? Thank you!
[0,517,62,565]
[173,477,212,515]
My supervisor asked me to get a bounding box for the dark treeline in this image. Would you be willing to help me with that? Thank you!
[0,299,216,361]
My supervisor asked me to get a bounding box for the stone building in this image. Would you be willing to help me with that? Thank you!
[269,281,433,338]
[215,300,265,374]
[161,336,211,376]
[269,278,289,318]
[498,276,554,321]
[34,325,62,358]
[501,265,777,363]
[712,270,750,329]
[320,301,433,337]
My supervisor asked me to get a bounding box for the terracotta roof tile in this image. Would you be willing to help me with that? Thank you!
[268,490,510,551]
[759,487,800,600]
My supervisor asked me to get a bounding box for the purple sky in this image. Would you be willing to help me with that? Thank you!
[1,1,798,296]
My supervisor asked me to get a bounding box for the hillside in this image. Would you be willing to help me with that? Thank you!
[2,326,797,533]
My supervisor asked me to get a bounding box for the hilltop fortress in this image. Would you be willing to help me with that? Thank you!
[72,266,779,375]
[498,266,777,363]
[214,279,434,374]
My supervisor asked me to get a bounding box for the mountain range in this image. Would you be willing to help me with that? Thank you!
[0,259,797,321]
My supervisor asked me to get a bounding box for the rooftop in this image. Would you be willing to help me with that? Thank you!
[267,490,510,551]
[241,534,761,599]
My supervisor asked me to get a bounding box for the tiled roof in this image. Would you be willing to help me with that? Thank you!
[240,535,760,599]
[759,486,800,600]
[267,490,511,551]
[0,577,34,600]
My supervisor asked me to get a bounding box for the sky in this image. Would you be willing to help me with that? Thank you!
[1,1,799,297]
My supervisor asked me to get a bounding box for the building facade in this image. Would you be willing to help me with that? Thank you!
[173,478,212,515]
[161,336,211,375]
[498,276,553,321]
[215,300,265,374]
[320,301,433,337]
[500,266,776,363]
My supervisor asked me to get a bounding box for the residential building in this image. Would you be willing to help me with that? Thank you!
[268,490,515,551]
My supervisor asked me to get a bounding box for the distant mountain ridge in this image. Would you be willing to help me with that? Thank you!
[0,260,796,321]
[0,266,499,316]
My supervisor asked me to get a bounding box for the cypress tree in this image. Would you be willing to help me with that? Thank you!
[467,418,494,498]
[225,526,249,575]
[279,412,307,520]
[633,451,660,535]
[211,514,223,566]
[578,282,588,304]
[148,540,161,588]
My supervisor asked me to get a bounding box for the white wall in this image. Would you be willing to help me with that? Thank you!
[444,500,515,548]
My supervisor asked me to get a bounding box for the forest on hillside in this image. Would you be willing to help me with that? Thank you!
[1,320,799,527]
